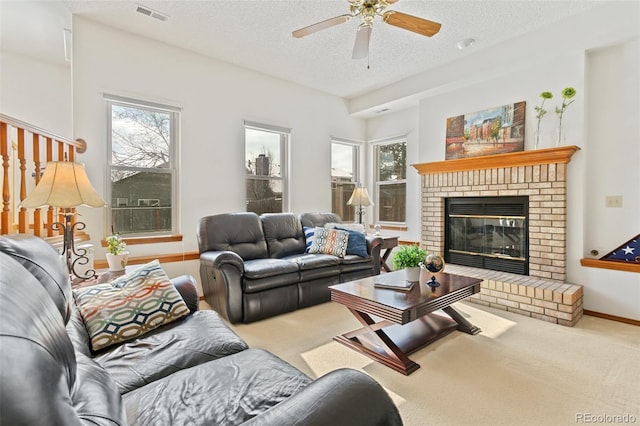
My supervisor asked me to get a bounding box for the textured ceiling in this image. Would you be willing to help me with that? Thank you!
[3,1,602,99]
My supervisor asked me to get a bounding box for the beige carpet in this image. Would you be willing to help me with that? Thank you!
[222,301,639,426]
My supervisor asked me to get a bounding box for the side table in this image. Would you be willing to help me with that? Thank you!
[378,236,399,272]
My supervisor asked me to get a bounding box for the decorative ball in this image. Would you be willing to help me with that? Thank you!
[424,253,445,274]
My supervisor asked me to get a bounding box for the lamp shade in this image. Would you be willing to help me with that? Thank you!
[347,187,374,207]
[21,161,105,209]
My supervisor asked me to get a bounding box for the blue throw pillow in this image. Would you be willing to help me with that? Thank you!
[337,227,369,258]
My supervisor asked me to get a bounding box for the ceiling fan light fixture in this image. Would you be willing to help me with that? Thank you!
[456,38,475,50]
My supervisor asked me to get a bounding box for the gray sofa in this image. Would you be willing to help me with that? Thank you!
[0,234,402,426]
[197,212,383,323]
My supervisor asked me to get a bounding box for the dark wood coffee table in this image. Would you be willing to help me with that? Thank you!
[329,271,482,375]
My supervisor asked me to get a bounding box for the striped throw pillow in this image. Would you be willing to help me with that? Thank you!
[304,226,322,253]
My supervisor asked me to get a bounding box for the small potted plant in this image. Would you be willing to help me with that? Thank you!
[392,245,427,282]
[105,233,128,272]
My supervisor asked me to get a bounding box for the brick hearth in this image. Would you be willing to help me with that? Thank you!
[414,146,583,326]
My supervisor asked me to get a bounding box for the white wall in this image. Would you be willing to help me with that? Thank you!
[366,106,420,244]
[71,17,366,283]
[0,0,72,135]
[364,36,639,319]
[584,39,640,253]
[0,51,71,136]
[581,39,640,320]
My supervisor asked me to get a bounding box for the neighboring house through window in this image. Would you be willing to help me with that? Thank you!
[245,121,289,214]
[331,139,359,222]
[106,94,179,236]
[373,138,406,224]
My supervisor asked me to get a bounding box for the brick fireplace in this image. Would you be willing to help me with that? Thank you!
[413,146,584,326]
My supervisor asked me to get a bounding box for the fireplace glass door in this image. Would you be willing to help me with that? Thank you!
[445,196,528,275]
[449,215,526,259]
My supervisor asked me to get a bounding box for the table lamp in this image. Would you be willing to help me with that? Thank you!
[21,161,105,282]
[347,186,374,225]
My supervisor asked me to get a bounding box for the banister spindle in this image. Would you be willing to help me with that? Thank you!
[33,133,42,236]
[18,129,27,233]
[1,122,9,234]
[46,137,54,237]
[57,140,64,163]
[57,141,67,229]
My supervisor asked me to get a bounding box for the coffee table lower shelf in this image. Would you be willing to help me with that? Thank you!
[334,306,481,375]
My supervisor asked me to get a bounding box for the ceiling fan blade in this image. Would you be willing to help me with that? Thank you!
[292,14,352,38]
[352,25,372,59]
[383,11,441,37]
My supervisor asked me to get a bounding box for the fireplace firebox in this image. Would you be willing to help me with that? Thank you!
[445,196,528,275]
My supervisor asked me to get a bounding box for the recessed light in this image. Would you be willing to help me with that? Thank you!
[456,38,475,50]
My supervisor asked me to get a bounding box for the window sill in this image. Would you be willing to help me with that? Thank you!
[95,235,188,269]
[101,234,183,247]
[369,224,408,232]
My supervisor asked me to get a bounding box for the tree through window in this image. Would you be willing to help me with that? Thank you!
[106,95,179,236]
[374,140,406,224]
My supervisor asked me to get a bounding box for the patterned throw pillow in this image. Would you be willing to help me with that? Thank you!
[73,260,189,352]
[307,228,349,257]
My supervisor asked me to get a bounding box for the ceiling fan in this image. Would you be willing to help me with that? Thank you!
[292,0,442,59]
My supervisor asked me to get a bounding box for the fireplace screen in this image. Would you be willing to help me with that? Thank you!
[445,196,528,275]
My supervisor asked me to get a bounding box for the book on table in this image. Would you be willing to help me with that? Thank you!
[374,274,415,291]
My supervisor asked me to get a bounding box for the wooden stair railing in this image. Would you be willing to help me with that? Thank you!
[0,114,88,242]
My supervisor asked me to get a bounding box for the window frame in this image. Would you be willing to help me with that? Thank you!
[244,121,290,214]
[105,94,180,237]
[373,138,407,226]
[331,138,361,223]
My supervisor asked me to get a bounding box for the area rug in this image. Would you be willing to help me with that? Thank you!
[228,301,640,426]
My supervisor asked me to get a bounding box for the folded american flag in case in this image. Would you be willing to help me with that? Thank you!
[600,234,640,263]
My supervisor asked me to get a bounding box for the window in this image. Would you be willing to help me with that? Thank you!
[331,140,359,222]
[374,139,406,224]
[106,95,179,236]
[245,121,289,214]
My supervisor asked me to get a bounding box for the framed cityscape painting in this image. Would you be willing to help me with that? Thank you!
[445,101,526,160]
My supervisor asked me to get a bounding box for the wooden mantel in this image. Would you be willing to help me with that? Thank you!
[412,145,580,175]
